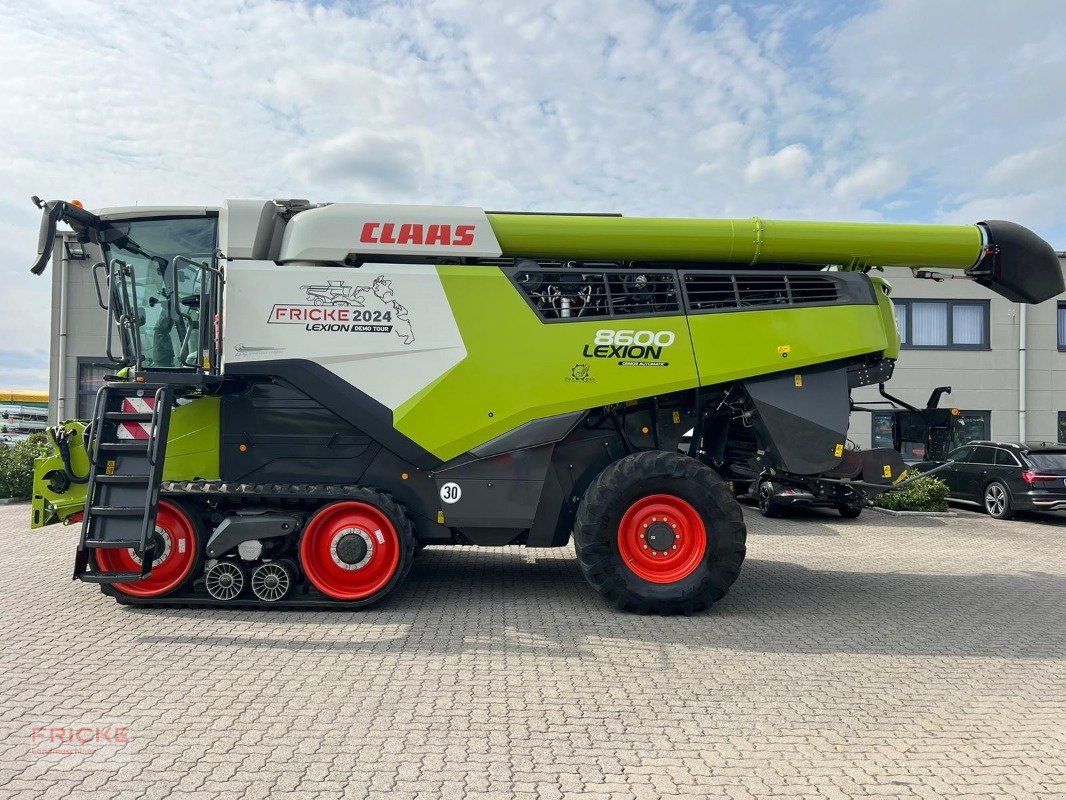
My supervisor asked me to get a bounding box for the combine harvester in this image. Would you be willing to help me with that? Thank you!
[27,198,1062,612]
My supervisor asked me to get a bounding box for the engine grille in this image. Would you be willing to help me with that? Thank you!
[511,265,681,320]
[682,272,841,312]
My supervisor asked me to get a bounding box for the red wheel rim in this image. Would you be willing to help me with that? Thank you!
[300,501,401,601]
[93,500,199,598]
[616,494,707,584]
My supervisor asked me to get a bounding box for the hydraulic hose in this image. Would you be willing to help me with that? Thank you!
[50,427,89,484]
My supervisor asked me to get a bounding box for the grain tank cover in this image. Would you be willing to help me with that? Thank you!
[278,203,503,262]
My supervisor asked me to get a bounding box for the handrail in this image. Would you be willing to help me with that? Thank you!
[104,260,122,364]
[147,387,167,467]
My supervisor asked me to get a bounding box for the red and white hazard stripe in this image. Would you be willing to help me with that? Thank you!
[116,397,156,440]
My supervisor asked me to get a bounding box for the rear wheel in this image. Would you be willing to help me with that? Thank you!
[94,499,203,599]
[756,479,783,518]
[983,481,1014,520]
[574,451,746,614]
[299,491,415,605]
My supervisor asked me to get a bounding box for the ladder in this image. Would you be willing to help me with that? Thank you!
[73,384,174,584]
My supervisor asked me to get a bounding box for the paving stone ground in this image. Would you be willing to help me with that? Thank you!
[0,502,1063,799]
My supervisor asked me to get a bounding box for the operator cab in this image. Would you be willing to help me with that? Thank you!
[29,199,222,384]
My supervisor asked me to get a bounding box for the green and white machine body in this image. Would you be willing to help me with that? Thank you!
[26,196,1063,611]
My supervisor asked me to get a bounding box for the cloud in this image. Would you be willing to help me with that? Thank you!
[745,144,812,184]
[0,349,48,390]
[833,159,907,202]
[820,0,1066,239]
[286,131,424,194]
[0,0,1062,390]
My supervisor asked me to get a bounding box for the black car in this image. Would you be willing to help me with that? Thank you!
[916,441,1066,519]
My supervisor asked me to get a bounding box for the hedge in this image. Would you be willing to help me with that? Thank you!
[0,433,53,500]
[873,474,949,512]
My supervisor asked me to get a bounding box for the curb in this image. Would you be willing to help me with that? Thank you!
[0,498,28,506]
[868,506,957,518]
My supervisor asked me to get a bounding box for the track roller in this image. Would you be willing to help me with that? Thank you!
[205,560,246,600]
[250,560,295,602]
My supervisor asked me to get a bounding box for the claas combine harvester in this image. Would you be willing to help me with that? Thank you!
[27,197,1063,613]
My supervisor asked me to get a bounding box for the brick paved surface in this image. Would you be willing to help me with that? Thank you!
[0,503,1063,799]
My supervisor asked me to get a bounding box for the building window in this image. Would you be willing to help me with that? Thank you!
[77,360,113,420]
[1058,412,1066,443]
[1058,303,1066,351]
[893,299,990,350]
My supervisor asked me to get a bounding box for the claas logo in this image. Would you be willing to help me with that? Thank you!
[359,222,475,247]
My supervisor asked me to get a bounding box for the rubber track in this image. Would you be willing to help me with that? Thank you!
[102,488,417,610]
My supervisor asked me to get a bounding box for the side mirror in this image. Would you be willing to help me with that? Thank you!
[30,201,63,275]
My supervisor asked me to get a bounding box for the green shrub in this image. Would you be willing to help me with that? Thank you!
[0,433,53,500]
[874,474,949,512]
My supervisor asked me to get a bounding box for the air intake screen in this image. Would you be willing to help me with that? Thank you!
[682,273,840,312]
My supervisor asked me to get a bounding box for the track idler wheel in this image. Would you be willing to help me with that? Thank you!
[250,560,295,602]
[94,499,202,599]
[299,492,415,605]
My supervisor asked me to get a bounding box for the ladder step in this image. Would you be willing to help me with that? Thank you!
[104,411,154,422]
[97,441,150,452]
[80,571,149,584]
[95,475,150,485]
[83,539,144,550]
[89,506,146,517]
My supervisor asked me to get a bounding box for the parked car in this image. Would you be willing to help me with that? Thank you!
[915,441,1066,519]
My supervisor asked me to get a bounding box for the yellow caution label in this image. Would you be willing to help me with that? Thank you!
[105,459,116,475]
[834,444,844,457]
[777,345,791,355]
[794,374,803,387]
[436,510,445,524]
[883,465,893,478]
[672,411,681,424]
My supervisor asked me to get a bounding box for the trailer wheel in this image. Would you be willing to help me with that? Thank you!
[836,503,862,519]
[574,451,746,614]
[94,499,203,599]
[299,491,415,604]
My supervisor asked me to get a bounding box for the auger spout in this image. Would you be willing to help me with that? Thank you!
[485,214,1062,303]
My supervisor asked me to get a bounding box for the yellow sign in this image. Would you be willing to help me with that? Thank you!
[834,444,844,457]
[777,345,791,355]
[882,465,893,478]
[105,459,116,475]
[436,510,445,524]
[672,411,681,424]
[794,374,803,387]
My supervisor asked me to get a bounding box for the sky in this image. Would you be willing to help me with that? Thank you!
[0,0,1064,389]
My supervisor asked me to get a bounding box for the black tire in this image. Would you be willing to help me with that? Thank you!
[836,504,862,519]
[573,451,747,614]
[298,489,417,607]
[983,480,1014,520]
[756,479,784,518]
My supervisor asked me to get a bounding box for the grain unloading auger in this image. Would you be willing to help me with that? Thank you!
[28,198,1063,612]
